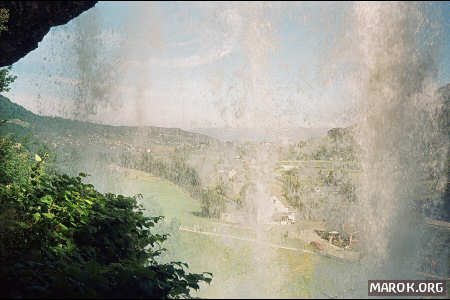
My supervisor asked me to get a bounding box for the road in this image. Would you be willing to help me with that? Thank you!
[179,225,344,260]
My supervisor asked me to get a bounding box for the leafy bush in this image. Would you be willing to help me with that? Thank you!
[0,136,212,298]
[0,8,8,34]
[0,66,17,93]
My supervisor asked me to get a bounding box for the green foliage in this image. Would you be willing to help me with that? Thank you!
[0,95,36,125]
[281,169,309,212]
[199,181,228,219]
[120,151,201,192]
[0,8,8,34]
[119,151,228,218]
[0,136,212,298]
[311,144,331,160]
[0,66,17,93]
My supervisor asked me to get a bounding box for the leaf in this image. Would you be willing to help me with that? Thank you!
[83,198,93,205]
[40,195,53,204]
[18,221,28,228]
[57,223,68,232]
[42,212,55,219]
[32,212,41,222]
[34,154,42,162]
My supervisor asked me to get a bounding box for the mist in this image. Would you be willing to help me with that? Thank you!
[2,1,449,298]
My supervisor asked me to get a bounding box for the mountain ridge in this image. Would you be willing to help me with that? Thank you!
[191,126,329,143]
[0,95,217,149]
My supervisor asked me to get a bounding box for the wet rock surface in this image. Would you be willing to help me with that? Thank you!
[0,1,97,67]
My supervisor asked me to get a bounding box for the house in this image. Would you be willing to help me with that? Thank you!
[282,165,296,171]
[270,196,297,224]
[271,196,288,213]
[228,169,237,180]
[272,211,296,224]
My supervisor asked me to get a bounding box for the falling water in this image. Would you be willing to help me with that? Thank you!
[76,2,449,297]
[312,2,449,297]
[6,1,448,298]
[356,0,447,269]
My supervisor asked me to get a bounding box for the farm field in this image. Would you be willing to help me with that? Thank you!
[110,167,349,298]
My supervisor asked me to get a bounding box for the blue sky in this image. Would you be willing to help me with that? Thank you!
[5,1,450,130]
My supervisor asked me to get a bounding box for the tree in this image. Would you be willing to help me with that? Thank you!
[0,66,17,93]
[0,135,212,298]
[200,180,228,219]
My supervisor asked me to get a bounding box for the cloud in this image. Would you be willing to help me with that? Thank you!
[145,8,242,68]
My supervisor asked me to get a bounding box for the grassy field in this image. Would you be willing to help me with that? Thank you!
[104,167,347,298]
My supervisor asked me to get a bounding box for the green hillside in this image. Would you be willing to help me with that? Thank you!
[0,95,216,151]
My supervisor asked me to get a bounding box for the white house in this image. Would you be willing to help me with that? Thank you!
[270,196,297,224]
[271,196,289,213]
